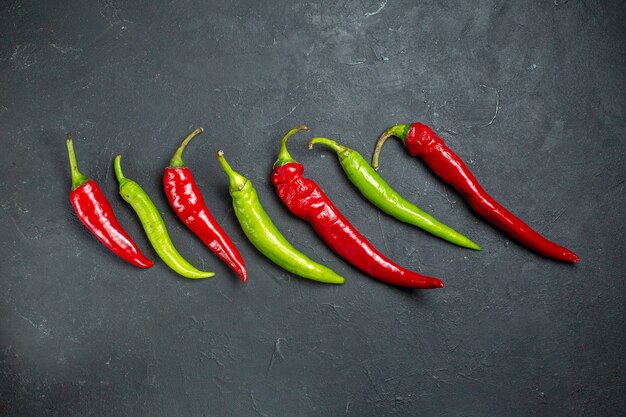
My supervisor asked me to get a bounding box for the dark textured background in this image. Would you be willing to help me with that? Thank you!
[1,0,624,416]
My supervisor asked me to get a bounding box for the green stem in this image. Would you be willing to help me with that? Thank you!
[113,155,127,183]
[168,127,204,168]
[216,150,248,192]
[66,133,90,190]
[308,136,352,162]
[371,124,410,170]
[273,125,310,167]
[308,137,342,152]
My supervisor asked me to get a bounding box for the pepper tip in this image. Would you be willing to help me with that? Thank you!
[424,278,445,289]
[135,258,155,269]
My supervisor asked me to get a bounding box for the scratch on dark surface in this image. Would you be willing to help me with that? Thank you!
[564,160,594,167]
[95,134,113,185]
[15,310,51,337]
[16,311,38,329]
[376,211,390,253]
[393,394,420,405]
[250,391,269,417]
[446,341,461,352]
[9,44,37,69]
[262,97,305,127]
[260,263,285,286]
[405,246,419,260]
[547,208,566,226]
[345,399,350,413]
[223,86,243,107]
[426,368,454,385]
[217,286,234,303]
[365,0,387,17]
[457,372,497,387]
[437,189,454,205]
[100,0,132,25]
[609,179,625,191]
[200,350,224,368]
[156,114,172,133]
[441,127,458,135]
[10,216,28,240]
[266,337,285,374]
[49,42,82,55]
[213,377,233,394]
[580,0,600,23]
[365,34,386,62]
[319,302,349,322]
[481,86,500,127]
[362,363,381,395]
[217,205,234,225]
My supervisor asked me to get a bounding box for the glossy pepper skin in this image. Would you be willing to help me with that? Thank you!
[271,126,444,289]
[308,136,480,250]
[373,122,579,263]
[66,134,153,268]
[216,150,344,284]
[164,128,247,282]
[114,155,214,279]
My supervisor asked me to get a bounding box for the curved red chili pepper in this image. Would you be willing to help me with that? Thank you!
[271,126,444,289]
[163,128,247,282]
[67,134,153,268]
[373,122,579,263]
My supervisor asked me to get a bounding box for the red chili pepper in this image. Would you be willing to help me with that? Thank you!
[163,128,247,282]
[66,134,153,268]
[373,122,579,263]
[271,126,444,289]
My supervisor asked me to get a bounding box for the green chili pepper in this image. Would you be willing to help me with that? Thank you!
[114,155,214,279]
[216,150,344,284]
[308,137,480,250]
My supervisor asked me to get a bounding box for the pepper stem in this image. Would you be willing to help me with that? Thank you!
[113,155,126,182]
[273,125,310,168]
[216,150,248,192]
[308,137,342,152]
[168,127,204,168]
[66,133,90,190]
[371,124,410,170]
[308,136,353,162]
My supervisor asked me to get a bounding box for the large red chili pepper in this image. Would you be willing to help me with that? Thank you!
[271,126,444,289]
[163,128,247,282]
[373,122,579,263]
[66,134,153,268]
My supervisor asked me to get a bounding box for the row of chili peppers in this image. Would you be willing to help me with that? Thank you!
[67,122,578,289]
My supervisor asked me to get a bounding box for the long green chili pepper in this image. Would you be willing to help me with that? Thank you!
[216,150,344,284]
[308,137,480,250]
[114,155,214,279]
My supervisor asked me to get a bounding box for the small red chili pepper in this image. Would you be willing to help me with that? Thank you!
[163,128,247,282]
[373,122,579,263]
[271,126,444,289]
[66,134,153,268]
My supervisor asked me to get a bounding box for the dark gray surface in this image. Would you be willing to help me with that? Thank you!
[1,0,624,416]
